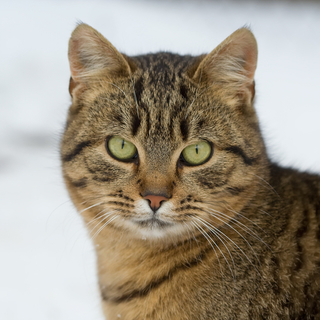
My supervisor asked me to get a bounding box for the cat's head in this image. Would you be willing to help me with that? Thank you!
[61,24,268,242]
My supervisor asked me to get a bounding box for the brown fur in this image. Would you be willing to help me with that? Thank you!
[61,23,320,319]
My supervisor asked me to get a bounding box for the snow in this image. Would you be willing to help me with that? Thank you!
[0,0,319,319]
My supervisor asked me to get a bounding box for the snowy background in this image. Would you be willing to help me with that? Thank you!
[1,0,320,319]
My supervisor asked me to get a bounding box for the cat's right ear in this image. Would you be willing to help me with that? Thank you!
[68,23,134,96]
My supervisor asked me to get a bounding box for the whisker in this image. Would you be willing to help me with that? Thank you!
[223,203,267,235]
[205,199,264,236]
[259,209,271,216]
[79,202,103,214]
[191,221,225,282]
[87,209,112,227]
[91,214,119,240]
[87,206,119,231]
[193,217,235,282]
[195,218,236,265]
[207,207,259,238]
[252,173,280,197]
[196,216,249,267]
[46,199,73,231]
[88,210,116,234]
[205,206,268,248]
[203,209,262,274]
[106,81,132,108]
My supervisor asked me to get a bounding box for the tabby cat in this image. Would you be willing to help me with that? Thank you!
[61,23,320,319]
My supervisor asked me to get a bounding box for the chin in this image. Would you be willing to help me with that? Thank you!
[118,217,189,241]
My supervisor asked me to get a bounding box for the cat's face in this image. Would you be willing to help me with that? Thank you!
[61,24,268,242]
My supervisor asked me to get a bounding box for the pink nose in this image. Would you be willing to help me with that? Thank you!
[143,194,168,212]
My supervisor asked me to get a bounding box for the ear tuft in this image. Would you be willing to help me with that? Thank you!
[68,23,132,83]
[191,28,258,103]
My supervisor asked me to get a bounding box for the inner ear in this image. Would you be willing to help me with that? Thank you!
[69,77,78,97]
[250,80,255,102]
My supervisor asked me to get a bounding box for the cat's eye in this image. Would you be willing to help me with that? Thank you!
[181,141,212,166]
[106,136,137,161]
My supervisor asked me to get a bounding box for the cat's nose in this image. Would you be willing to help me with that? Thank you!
[143,194,169,212]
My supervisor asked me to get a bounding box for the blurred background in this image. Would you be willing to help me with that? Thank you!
[1,0,320,319]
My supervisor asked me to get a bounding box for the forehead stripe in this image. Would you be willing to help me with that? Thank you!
[131,115,141,136]
[180,119,189,141]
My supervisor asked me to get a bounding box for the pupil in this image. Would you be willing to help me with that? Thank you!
[195,145,198,154]
[121,140,125,149]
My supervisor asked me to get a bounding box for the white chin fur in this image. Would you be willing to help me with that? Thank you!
[120,200,188,240]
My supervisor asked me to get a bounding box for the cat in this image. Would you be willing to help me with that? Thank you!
[61,23,320,319]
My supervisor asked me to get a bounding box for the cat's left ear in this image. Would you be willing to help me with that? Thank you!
[190,28,257,104]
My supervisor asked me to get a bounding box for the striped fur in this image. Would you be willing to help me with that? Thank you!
[61,24,320,319]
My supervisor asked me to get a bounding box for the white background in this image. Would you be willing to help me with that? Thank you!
[1,0,320,319]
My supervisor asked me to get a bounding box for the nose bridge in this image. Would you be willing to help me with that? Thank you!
[145,137,173,172]
[140,141,175,197]
[140,165,173,198]
[142,171,171,197]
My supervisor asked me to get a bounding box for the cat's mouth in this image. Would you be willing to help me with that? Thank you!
[132,216,173,229]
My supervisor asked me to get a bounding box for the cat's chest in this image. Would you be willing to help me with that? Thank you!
[95,236,189,290]
[96,233,196,281]
[94,232,232,318]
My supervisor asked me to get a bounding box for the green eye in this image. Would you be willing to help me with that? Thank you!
[181,141,212,166]
[107,136,137,161]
